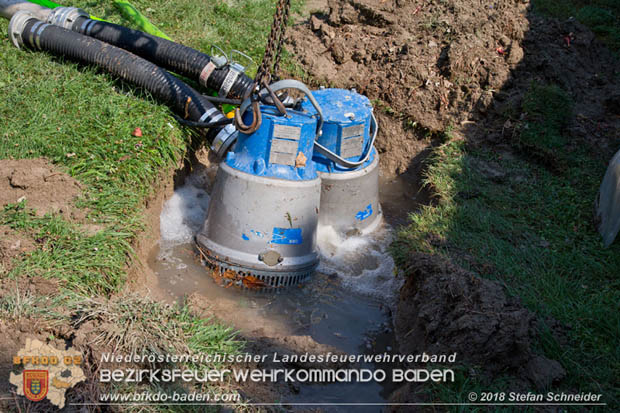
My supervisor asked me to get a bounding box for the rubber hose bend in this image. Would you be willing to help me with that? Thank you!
[14,14,228,142]
[59,10,254,99]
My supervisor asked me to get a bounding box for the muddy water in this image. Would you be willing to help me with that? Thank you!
[379,170,429,227]
[149,167,419,409]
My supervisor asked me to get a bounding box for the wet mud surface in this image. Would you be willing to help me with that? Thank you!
[283,0,619,406]
[144,155,415,406]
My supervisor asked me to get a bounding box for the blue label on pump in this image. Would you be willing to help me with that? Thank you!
[356,204,373,221]
[271,227,303,245]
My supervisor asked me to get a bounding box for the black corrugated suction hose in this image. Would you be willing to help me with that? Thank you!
[16,16,230,141]
[68,14,254,100]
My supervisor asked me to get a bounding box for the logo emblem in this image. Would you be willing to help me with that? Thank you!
[23,370,48,402]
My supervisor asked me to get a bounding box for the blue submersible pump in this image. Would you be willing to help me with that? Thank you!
[196,80,324,288]
[197,82,381,289]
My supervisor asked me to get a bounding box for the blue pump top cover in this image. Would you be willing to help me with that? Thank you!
[301,88,376,173]
[226,105,319,181]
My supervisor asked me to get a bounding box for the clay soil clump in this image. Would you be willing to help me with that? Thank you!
[390,253,566,406]
[0,158,84,220]
[288,0,620,172]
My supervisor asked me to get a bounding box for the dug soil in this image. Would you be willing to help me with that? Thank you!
[287,0,619,405]
[288,0,620,174]
[0,158,86,221]
[391,253,567,405]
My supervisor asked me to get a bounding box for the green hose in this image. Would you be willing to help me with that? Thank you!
[25,0,171,39]
[113,1,171,40]
[23,0,60,9]
[25,0,103,20]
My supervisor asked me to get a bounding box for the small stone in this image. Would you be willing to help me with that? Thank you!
[320,24,335,39]
[330,43,348,64]
[507,44,524,66]
[428,40,438,48]
[310,15,322,32]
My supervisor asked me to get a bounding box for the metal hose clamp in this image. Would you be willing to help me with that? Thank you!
[218,63,242,98]
[210,124,238,159]
[230,49,257,72]
[209,45,228,68]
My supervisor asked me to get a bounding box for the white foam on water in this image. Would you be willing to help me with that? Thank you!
[158,167,401,306]
[316,222,402,306]
[159,173,211,248]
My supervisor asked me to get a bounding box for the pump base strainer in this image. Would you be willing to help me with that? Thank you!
[196,245,314,289]
[196,162,321,290]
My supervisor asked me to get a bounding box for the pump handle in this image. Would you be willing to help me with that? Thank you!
[238,79,324,139]
[314,112,377,169]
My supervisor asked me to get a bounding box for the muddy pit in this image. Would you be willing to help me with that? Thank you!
[142,0,605,404]
[2,0,615,407]
[139,144,562,407]
[143,156,408,407]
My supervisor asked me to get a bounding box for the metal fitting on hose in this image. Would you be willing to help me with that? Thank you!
[8,10,33,49]
[210,124,238,159]
[217,62,242,99]
[46,7,88,30]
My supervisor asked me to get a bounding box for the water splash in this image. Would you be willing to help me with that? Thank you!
[159,168,401,306]
[159,173,210,247]
[316,223,401,307]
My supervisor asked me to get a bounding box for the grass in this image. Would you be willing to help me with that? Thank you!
[0,287,40,320]
[532,0,620,52]
[2,0,616,409]
[0,0,301,409]
[520,82,572,151]
[4,292,243,412]
[65,294,242,359]
[1,203,135,294]
[0,0,286,292]
[0,0,304,294]
[394,81,620,407]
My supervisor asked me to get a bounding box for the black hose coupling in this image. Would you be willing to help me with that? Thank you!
[45,7,256,100]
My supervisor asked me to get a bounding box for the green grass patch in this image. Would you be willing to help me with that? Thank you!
[1,12,188,293]
[394,80,620,404]
[532,0,620,52]
[0,0,302,292]
[0,0,302,405]
[1,203,132,294]
[520,82,572,148]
